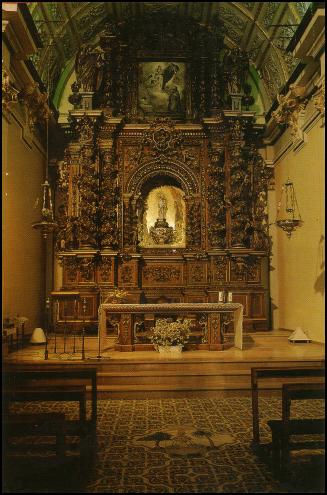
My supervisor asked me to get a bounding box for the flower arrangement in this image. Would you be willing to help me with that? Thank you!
[103,288,129,304]
[150,318,192,349]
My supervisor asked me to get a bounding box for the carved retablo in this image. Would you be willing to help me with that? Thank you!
[53,11,270,342]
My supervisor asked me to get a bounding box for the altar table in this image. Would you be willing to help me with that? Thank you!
[98,303,243,353]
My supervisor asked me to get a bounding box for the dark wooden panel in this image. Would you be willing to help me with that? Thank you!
[251,293,264,318]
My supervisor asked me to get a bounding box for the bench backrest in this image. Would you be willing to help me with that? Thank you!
[4,368,97,383]
[282,382,325,422]
[251,366,325,389]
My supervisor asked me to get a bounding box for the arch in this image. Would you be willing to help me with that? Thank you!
[126,159,199,196]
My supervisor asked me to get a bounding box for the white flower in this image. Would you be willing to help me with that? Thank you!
[150,318,192,348]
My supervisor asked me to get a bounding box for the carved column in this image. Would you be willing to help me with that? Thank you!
[186,194,201,249]
[98,115,122,250]
[208,144,226,249]
[122,193,132,248]
[114,43,127,116]
[198,53,207,118]
[99,30,117,112]
[208,313,223,350]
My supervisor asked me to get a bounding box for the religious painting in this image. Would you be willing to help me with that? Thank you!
[138,185,186,248]
[138,62,186,117]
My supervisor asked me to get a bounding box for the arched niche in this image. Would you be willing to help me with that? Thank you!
[126,159,199,197]
[137,175,186,248]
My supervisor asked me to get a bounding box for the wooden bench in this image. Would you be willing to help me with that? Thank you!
[267,382,325,476]
[3,366,97,427]
[4,385,87,424]
[251,366,325,446]
[3,412,66,460]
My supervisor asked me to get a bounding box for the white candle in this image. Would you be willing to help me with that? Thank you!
[218,291,224,302]
[228,292,233,302]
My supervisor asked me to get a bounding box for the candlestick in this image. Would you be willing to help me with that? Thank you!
[44,297,50,360]
[218,291,224,302]
[81,297,86,360]
[228,292,233,302]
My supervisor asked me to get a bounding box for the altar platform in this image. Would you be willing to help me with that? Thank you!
[4,330,324,398]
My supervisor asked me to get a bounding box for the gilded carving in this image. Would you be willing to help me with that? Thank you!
[144,118,182,158]
[75,114,95,145]
[123,145,143,177]
[230,256,260,283]
[186,198,202,248]
[188,264,205,284]
[79,258,95,281]
[143,266,181,283]
[207,145,226,248]
[230,257,248,282]
[121,265,134,284]
[212,257,228,283]
[64,257,80,283]
[99,257,112,281]
[120,314,131,345]
[209,314,221,344]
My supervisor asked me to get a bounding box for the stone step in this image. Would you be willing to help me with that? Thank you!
[94,359,321,374]
[93,373,324,390]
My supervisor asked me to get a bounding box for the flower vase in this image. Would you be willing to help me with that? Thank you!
[158,345,183,358]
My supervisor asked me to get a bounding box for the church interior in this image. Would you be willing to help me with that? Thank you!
[2,2,325,493]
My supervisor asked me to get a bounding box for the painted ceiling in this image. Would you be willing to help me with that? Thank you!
[27,2,312,111]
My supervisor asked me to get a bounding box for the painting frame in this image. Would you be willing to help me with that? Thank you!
[137,60,188,119]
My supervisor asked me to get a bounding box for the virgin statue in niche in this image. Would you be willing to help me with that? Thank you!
[138,186,186,248]
[158,193,168,220]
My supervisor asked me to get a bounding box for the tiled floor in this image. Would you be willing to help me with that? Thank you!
[4,396,325,493]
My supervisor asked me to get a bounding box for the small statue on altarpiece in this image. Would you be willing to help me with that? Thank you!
[75,44,104,93]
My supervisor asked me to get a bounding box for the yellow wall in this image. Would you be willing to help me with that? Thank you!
[269,105,325,342]
[2,112,46,334]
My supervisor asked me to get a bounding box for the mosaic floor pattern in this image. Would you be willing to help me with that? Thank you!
[4,397,325,493]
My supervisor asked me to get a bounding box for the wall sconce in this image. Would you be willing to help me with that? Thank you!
[275,179,303,238]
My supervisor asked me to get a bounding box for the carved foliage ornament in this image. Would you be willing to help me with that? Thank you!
[138,118,182,163]
[212,256,228,283]
[272,84,308,140]
[2,68,19,113]
[230,256,260,282]
[19,83,51,128]
[207,145,226,248]
[143,266,181,283]
[313,80,325,116]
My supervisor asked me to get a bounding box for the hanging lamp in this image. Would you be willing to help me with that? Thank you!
[275,178,303,238]
[32,59,57,239]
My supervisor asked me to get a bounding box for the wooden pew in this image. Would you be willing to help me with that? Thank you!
[3,367,98,466]
[3,412,66,460]
[4,385,87,424]
[267,382,325,476]
[3,366,97,428]
[251,366,325,446]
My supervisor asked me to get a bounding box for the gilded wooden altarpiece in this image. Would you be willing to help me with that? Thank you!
[53,12,271,350]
